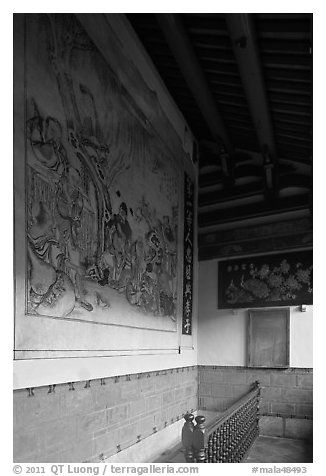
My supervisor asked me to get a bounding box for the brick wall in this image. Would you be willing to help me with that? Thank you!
[198,366,312,440]
[13,366,198,463]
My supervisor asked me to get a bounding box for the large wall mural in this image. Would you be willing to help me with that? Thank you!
[22,14,180,333]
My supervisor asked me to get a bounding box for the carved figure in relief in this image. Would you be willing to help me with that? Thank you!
[27,99,69,179]
[54,167,93,311]
[27,201,76,317]
[104,202,133,289]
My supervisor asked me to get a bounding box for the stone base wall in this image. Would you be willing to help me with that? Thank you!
[14,365,313,463]
[198,366,312,441]
[259,415,312,441]
[13,366,198,463]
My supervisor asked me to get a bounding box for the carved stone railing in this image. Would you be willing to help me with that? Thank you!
[182,381,260,463]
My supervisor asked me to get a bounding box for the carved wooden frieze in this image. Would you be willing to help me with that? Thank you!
[218,250,312,309]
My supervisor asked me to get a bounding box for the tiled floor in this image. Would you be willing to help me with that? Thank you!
[157,436,313,463]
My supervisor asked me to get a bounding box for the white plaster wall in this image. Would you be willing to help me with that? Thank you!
[13,349,198,390]
[198,259,313,368]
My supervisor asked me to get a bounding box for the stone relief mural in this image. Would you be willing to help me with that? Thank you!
[24,14,180,329]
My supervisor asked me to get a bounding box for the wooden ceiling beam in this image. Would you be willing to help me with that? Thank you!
[199,181,263,207]
[155,13,234,156]
[226,14,281,198]
[226,14,278,164]
[198,194,310,227]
